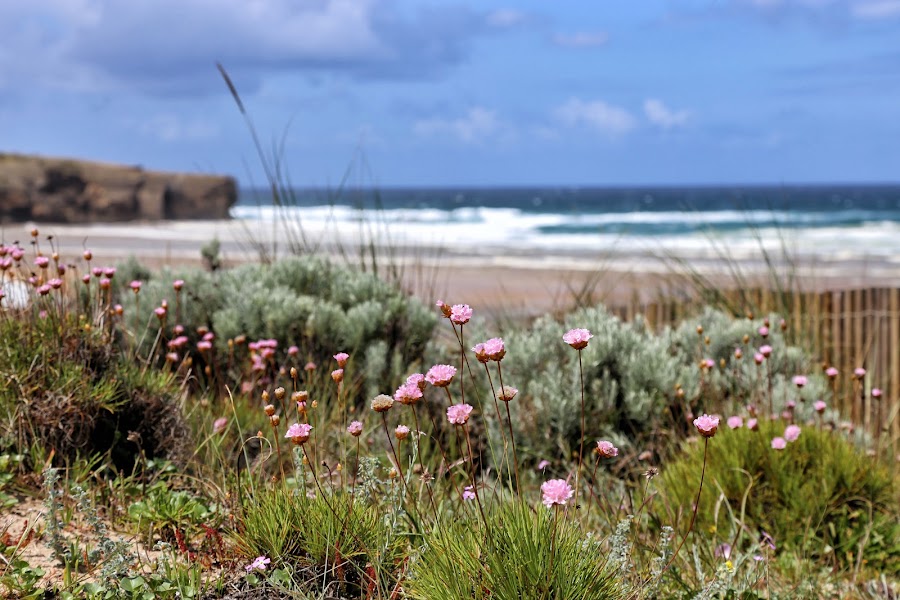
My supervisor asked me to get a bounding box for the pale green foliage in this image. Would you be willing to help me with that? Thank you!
[479,306,677,463]
[125,255,436,401]
[665,308,829,419]
[406,502,622,600]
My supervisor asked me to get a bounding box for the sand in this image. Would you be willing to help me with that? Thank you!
[5,219,899,319]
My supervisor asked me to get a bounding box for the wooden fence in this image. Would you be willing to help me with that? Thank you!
[611,286,900,451]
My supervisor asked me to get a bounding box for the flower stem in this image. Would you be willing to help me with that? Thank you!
[661,437,709,576]
[574,348,586,512]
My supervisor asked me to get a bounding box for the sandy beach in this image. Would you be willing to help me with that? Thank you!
[5,218,900,319]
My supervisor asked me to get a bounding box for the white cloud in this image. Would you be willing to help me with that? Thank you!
[486,9,527,27]
[852,0,900,18]
[552,31,609,48]
[413,107,501,143]
[643,99,690,129]
[0,0,487,95]
[554,98,635,135]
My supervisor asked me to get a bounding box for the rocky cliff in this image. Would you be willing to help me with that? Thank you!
[0,153,237,222]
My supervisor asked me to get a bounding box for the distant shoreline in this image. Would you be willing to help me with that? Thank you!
[4,219,899,319]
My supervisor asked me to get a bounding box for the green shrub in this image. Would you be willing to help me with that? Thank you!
[468,305,678,466]
[665,308,829,422]
[123,255,436,405]
[659,421,900,574]
[406,502,622,599]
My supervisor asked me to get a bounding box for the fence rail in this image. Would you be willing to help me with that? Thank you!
[611,286,900,449]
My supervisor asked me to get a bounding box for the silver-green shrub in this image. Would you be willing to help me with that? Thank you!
[120,255,436,402]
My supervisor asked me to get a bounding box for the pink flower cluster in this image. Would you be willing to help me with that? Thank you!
[394,382,424,405]
[446,403,473,425]
[285,423,313,444]
[540,479,574,508]
[596,440,618,458]
[426,364,457,387]
[473,337,506,363]
[450,304,473,325]
[693,414,719,438]
[562,328,592,350]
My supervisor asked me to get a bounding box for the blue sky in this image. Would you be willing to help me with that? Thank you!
[2,0,899,186]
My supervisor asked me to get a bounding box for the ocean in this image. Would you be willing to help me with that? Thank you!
[232,185,900,270]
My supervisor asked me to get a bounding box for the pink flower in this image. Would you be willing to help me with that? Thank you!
[693,414,719,438]
[483,337,505,361]
[854,367,866,378]
[287,345,299,356]
[92,267,102,277]
[425,364,457,387]
[304,361,316,371]
[347,421,363,437]
[197,340,213,352]
[333,352,349,367]
[154,307,166,318]
[472,343,488,363]
[435,299,452,318]
[81,274,91,284]
[784,425,801,442]
[245,556,270,572]
[37,284,51,296]
[727,416,743,430]
[785,400,796,410]
[285,422,313,444]
[747,418,759,431]
[48,278,63,289]
[759,345,773,358]
[734,348,743,359]
[82,249,92,261]
[537,459,550,470]
[701,358,715,369]
[758,326,769,337]
[540,479,574,508]
[446,403,473,425]
[814,400,827,413]
[596,440,619,458]
[792,375,807,388]
[165,351,179,363]
[395,425,410,440]
[130,280,142,292]
[213,417,228,434]
[331,368,344,384]
[173,279,184,291]
[393,382,423,405]
[826,367,839,378]
[771,437,787,450]
[406,373,426,391]
[450,304,473,325]
[104,267,116,278]
[562,328,592,350]
[754,353,764,365]
[34,256,49,268]
[872,388,883,398]
[462,486,476,501]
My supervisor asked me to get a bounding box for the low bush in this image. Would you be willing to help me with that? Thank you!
[660,420,900,574]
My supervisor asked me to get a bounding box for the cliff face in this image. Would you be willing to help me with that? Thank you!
[0,154,237,222]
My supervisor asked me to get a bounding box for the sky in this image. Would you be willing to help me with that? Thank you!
[1,0,900,187]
